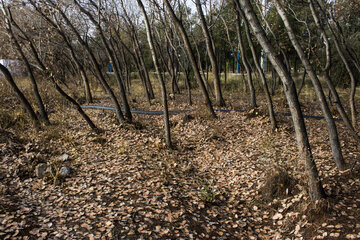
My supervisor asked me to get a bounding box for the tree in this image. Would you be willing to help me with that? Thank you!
[0,63,40,130]
[137,0,171,147]
[1,1,50,125]
[234,0,277,130]
[195,0,225,106]
[273,0,345,170]
[163,0,217,118]
[237,0,325,200]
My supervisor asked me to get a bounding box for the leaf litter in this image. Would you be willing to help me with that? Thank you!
[0,103,360,239]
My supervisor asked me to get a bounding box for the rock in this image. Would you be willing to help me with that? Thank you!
[58,154,69,161]
[35,163,49,178]
[182,114,194,124]
[0,171,5,180]
[272,213,283,220]
[59,166,71,177]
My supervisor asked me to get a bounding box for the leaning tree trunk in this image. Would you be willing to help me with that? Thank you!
[13,3,98,130]
[238,0,325,200]
[3,10,49,125]
[235,2,277,129]
[274,0,345,170]
[51,1,126,123]
[73,0,132,122]
[52,81,97,130]
[164,0,216,118]
[309,0,359,142]
[235,8,256,108]
[137,0,171,147]
[316,0,358,128]
[195,0,225,106]
[0,63,40,130]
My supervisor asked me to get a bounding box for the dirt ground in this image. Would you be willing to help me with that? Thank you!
[1,84,360,239]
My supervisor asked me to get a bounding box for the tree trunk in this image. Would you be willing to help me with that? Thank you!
[50,1,126,123]
[315,0,357,128]
[3,10,49,125]
[297,69,306,97]
[137,0,171,147]
[195,0,225,106]
[274,0,345,170]
[235,2,277,130]
[74,0,132,122]
[184,64,193,105]
[164,0,216,118]
[53,81,97,130]
[238,0,325,200]
[0,64,40,130]
[235,9,257,108]
[309,0,359,142]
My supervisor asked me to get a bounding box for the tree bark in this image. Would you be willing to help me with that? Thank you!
[137,0,171,147]
[0,64,40,130]
[274,0,345,170]
[164,0,216,118]
[195,0,225,106]
[235,2,277,129]
[238,0,325,200]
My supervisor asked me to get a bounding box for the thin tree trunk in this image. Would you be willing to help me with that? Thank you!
[235,2,277,129]
[74,0,132,122]
[297,69,307,97]
[164,0,216,118]
[53,81,97,130]
[238,0,325,200]
[274,0,345,170]
[137,0,171,147]
[3,9,49,125]
[0,64,40,130]
[316,0,358,128]
[309,0,359,142]
[49,0,125,123]
[195,0,225,106]
[235,8,256,108]
[184,64,193,105]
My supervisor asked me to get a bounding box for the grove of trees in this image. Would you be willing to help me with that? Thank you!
[1,0,359,203]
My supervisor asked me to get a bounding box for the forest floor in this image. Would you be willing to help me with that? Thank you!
[1,81,360,239]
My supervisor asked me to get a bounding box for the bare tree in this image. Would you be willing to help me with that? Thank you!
[195,0,225,106]
[163,0,216,118]
[45,0,126,123]
[309,0,359,142]
[1,2,50,125]
[273,0,345,170]
[137,0,171,147]
[234,1,277,129]
[0,63,40,130]
[238,0,325,200]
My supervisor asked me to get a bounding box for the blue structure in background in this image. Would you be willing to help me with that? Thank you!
[110,63,113,72]
[236,53,240,73]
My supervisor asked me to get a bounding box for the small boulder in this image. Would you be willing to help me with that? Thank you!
[59,166,71,177]
[182,114,194,124]
[58,154,69,161]
[35,163,49,178]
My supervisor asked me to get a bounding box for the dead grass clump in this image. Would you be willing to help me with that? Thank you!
[0,109,30,131]
[194,105,214,120]
[245,108,264,119]
[261,167,294,201]
[0,109,14,129]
